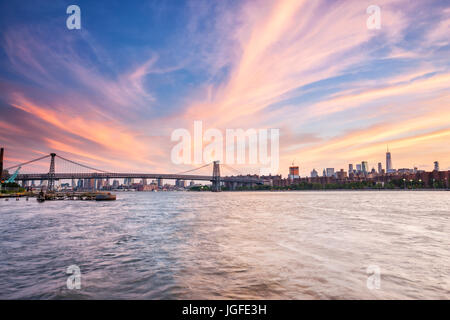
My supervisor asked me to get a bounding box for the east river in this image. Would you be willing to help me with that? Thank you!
[0,191,449,299]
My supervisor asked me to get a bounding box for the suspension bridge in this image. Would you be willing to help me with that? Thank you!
[1,152,266,192]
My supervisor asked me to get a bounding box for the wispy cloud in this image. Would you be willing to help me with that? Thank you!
[0,0,449,174]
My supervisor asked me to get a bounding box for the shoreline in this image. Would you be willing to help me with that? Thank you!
[192,188,450,192]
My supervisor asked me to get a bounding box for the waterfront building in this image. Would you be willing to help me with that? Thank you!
[289,166,300,179]
[87,178,95,190]
[123,178,135,186]
[336,169,347,180]
[97,179,104,190]
[175,179,186,188]
[137,184,157,191]
[326,168,335,177]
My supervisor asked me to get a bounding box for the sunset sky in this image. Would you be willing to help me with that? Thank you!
[0,0,449,176]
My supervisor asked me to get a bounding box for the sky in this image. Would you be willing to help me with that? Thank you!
[0,0,449,176]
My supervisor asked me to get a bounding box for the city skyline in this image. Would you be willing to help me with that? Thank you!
[0,0,449,176]
[299,147,444,178]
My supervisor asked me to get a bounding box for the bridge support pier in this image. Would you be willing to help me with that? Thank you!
[48,153,56,192]
[211,161,221,192]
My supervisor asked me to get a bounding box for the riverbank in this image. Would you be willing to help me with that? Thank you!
[189,189,449,192]
[0,191,116,201]
[0,192,33,198]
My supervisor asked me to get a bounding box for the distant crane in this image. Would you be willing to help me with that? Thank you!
[5,166,21,183]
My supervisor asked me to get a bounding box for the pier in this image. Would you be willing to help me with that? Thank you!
[1,191,116,201]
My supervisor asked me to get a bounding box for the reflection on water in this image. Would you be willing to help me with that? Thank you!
[0,191,449,299]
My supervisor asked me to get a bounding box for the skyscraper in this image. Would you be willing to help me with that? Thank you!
[97,179,104,190]
[310,168,318,177]
[361,161,368,174]
[378,162,382,174]
[288,165,300,179]
[434,161,439,171]
[386,146,393,173]
[326,168,335,177]
[124,178,134,186]
[348,164,353,174]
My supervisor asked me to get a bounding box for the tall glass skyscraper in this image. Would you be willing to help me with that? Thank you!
[361,161,369,174]
[386,146,393,172]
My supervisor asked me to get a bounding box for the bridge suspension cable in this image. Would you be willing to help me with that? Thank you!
[5,154,51,171]
[55,155,111,173]
[174,162,212,175]
[221,163,245,176]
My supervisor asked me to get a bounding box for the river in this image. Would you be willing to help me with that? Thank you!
[0,191,449,299]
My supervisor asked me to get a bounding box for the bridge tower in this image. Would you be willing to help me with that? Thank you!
[212,160,221,192]
[48,153,56,192]
[0,147,4,181]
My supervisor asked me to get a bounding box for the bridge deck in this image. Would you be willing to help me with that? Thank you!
[15,173,264,183]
